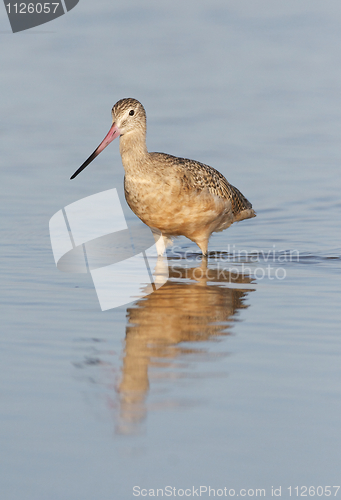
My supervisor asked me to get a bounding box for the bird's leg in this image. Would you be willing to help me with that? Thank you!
[196,239,208,257]
[153,233,166,256]
[151,229,173,256]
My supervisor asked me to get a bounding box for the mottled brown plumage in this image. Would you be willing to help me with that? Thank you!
[71,98,256,255]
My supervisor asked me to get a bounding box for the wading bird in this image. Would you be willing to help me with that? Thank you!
[70,98,256,255]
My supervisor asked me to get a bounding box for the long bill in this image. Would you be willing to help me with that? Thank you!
[70,123,121,180]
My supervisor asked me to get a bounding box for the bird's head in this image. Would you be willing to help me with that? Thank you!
[111,98,146,136]
[70,98,146,180]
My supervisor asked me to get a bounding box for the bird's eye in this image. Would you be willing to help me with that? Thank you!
[129,110,135,116]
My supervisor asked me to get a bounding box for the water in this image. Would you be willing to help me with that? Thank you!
[1,1,341,498]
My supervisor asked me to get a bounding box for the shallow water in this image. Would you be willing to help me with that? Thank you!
[1,1,341,499]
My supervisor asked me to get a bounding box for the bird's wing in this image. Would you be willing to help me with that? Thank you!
[153,153,253,216]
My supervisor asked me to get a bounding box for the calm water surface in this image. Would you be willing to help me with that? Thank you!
[1,1,341,499]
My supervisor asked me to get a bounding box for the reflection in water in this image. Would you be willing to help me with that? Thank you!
[115,259,255,434]
[73,259,255,435]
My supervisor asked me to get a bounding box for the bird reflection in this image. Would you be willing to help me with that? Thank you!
[115,258,255,434]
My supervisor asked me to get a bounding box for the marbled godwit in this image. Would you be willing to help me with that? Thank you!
[70,98,256,255]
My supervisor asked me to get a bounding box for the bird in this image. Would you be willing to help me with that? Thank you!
[70,98,256,256]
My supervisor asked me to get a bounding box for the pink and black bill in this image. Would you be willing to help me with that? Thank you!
[70,123,120,180]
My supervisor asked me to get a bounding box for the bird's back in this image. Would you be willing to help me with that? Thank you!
[148,152,256,223]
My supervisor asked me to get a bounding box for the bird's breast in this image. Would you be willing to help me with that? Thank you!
[124,174,232,237]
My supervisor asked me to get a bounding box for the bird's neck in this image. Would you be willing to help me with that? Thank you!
[119,131,149,174]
